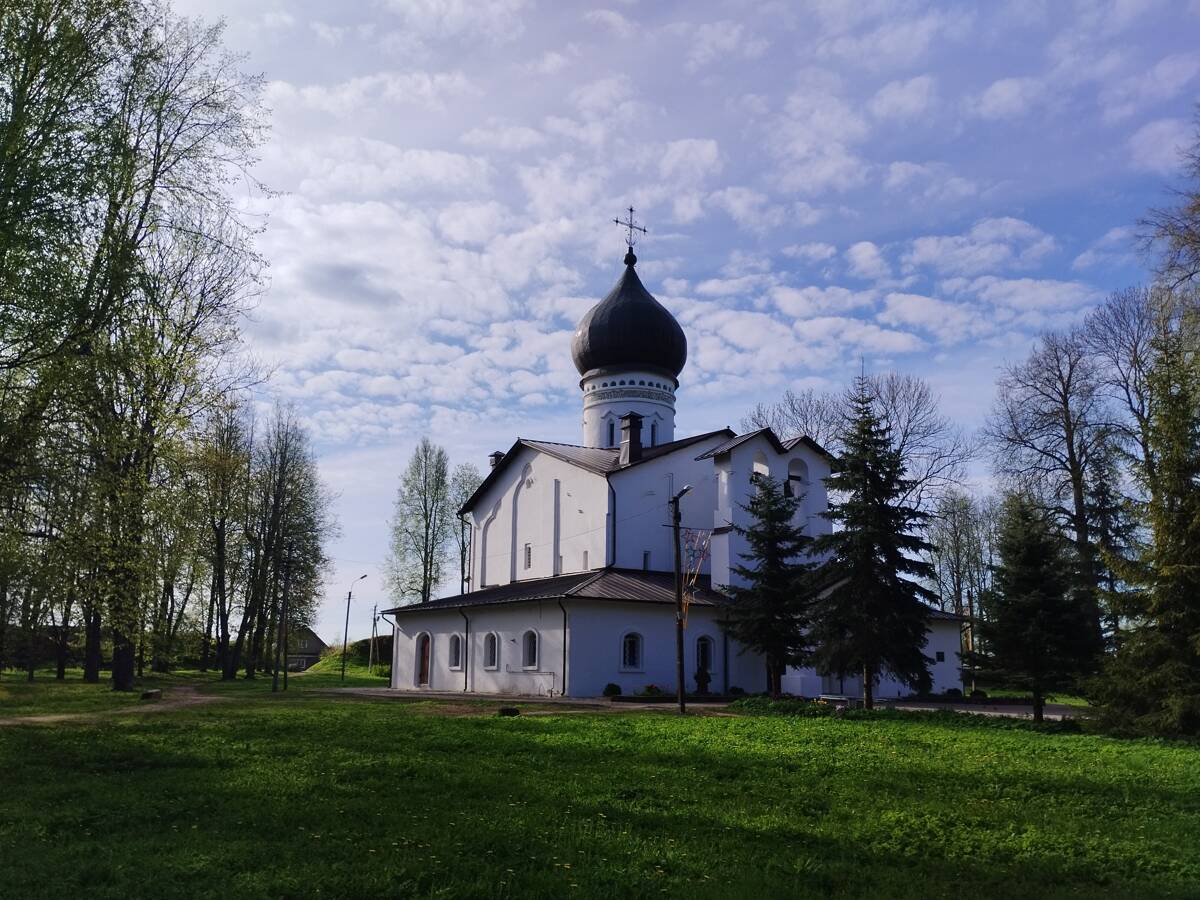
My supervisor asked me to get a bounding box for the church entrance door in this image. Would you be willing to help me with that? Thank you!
[417,634,431,686]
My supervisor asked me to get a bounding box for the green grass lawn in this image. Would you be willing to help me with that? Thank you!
[0,677,1197,899]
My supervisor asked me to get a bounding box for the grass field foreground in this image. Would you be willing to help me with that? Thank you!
[1,675,1198,899]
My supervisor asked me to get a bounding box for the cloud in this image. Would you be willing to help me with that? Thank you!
[773,286,876,318]
[1128,118,1192,174]
[658,138,722,183]
[584,9,634,37]
[783,242,837,264]
[266,70,476,115]
[975,76,1043,119]
[679,21,769,72]
[378,0,531,43]
[818,10,972,70]
[883,161,977,203]
[1072,226,1134,270]
[769,71,871,193]
[270,138,491,198]
[845,241,891,280]
[461,123,546,151]
[869,75,937,120]
[878,292,981,344]
[903,217,1057,275]
[436,201,510,245]
[1101,53,1200,123]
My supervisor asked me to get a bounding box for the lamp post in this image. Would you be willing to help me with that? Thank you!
[341,574,368,681]
[670,485,692,715]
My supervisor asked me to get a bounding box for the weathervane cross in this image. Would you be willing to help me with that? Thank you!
[613,206,647,249]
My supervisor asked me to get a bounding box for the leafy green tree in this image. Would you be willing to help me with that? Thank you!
[386,437,452,605]
[810,378,935,708]
[723,474,815,697]
[1093,292,1200,735]
[974,494,1097,722]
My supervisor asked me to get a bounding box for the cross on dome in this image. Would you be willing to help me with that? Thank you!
[613,206,647,265]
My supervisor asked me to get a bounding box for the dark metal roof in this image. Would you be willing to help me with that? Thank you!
[458,429,735,515]
[570,253,687,380]
[382,567,730,616]
[695,428,835,462]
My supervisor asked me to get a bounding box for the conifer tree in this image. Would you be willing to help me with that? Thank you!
[1093,295,1200,735]
[810,378,935,708]
[723,474,814,697]
[974,494,1096,722]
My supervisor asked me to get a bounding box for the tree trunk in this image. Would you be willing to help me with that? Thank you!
[1032,687,1045,724]
[83,605,102,683]
[111,630,136,691]
[862,665,874,710]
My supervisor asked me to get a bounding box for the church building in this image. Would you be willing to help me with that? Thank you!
[385,244,962,698]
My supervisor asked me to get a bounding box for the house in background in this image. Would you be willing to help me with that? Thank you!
[288,626,328,671]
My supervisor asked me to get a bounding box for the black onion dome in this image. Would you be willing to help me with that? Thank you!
[571,250,688,380]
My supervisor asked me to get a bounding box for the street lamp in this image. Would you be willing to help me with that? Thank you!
[670,485,692,714]
[341,574,368,681]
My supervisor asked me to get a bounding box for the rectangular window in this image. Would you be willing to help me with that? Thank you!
[936,651,946,663]
[524,543,532,570]
[650,422,658,446]
[582,550,589,570]
[642,550,651,571]
[299,639,308,649]
[608,421,615,447]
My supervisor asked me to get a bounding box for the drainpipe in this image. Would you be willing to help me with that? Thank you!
[721,629,729,695]
[458,608,469,692]
[557,599,569,697]
[607,480,617,567]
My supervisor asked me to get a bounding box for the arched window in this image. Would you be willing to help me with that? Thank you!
[522,630,538,669]
[785,458,809,498]
[483,632,499,670]
[607,421,616,447]
[448,634,462,670]
[416,633,431,686]
[621,632,643,670]
[696,636,714,674]
[650,421,658,446]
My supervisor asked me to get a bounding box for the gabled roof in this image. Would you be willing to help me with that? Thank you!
[381,567,729,616]
[694,427,834,462]
[459,428,735,515]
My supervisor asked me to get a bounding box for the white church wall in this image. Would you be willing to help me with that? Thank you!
[581,369,677,447]
[709,436,833,589]
[390,601,567,697]
[606,436,726,574]
[469,447,609,590]
[565,600,752,696]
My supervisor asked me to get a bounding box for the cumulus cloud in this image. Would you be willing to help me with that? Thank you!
[869,75,937,120]
[1101,53,1200,123]
[845,241,892,281]
[266,70,476,115]
[878,292,981,344]
[975,76,1043,119]
[461,123,546,151]
[1128,118,1191,174]
[1072,226,1133,270]
[817,9,972,70]
[903,218,1057,275]
[679,20,769,72]
[783,243,837,264]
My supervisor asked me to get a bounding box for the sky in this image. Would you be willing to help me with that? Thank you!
[174,0,1198,644]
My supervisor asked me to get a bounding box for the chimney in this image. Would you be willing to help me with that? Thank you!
[619,412,643,466]
[488,450,504,469]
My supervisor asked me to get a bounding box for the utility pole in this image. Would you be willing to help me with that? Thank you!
[341,574,368,681]
[367,604,378,673]
[670,485,692,715]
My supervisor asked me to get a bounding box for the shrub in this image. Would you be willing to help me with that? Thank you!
[970,689,988,700]
[728,685,746,696]
[602,683,622,698]
[639,684,664,697]
[945,687,963,699]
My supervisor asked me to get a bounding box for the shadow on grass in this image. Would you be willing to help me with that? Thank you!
[1,697,1196,899]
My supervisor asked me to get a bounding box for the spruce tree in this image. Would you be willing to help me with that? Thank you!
[1093,298,1200,735]
[974,494,1096,722]
[810,378,935,708]
[723,474,814,697]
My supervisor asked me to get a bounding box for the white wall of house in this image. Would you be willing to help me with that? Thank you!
[391,601,566,697]
[468,447,609,590]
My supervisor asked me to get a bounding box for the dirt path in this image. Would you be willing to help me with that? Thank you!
[0,684,229,727]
